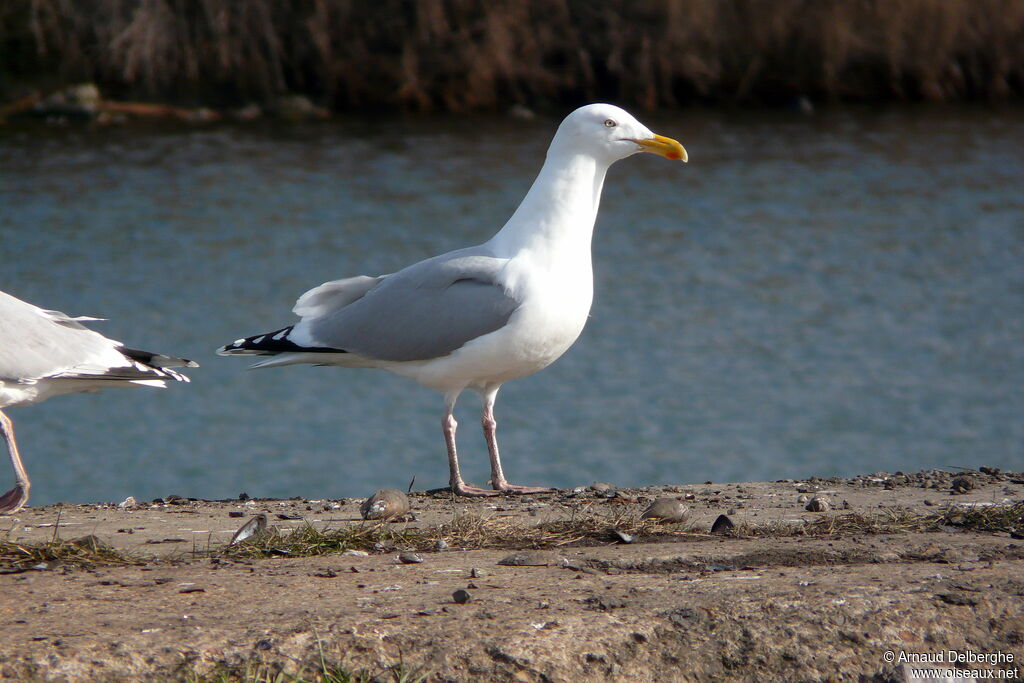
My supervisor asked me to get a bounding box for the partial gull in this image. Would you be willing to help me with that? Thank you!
[0,290,197,513]
[219,103,686,496]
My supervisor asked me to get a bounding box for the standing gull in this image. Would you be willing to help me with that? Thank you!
[219,103,686,496]
[0,290,197,513]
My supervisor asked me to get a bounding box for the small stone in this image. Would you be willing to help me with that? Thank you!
[233,103,263,121]
[797,495,810,504]
[434,539,449,551]
[710,514,735,534]
[342,549,369,557]
[399,551,423,564]
[590,482,614,493]
[267,94,328,121]
[951,476,974,494]
[470,568,485,579]
[452,589,472,604]
[641,497,688,523]
[361,489,411,520]
[923,499,935,506]
[937,591,978,606]
[805,496,830,512]
[117,496,137,510]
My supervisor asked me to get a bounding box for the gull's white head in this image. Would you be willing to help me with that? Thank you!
[549,103,687,165]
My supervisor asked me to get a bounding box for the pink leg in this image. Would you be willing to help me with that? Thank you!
[443,395,499,497]
[482,388,551,494]
[0,409,30,514]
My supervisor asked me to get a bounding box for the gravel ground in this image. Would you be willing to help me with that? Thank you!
[1,468,1022,681]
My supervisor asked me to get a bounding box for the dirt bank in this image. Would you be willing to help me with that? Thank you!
[1,468,1022,681]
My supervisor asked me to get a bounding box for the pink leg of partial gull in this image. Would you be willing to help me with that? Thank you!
[0,409,30,514]
[443,393,499,497]
[482,386,552,494]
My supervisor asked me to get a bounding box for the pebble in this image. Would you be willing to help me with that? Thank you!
[361,489,411,520]
[399,551,423,564]
[117,496,137,510]
[640,497,689,523]
[950,476,975,494]
[710,514,735,534]
[452,589,472,604]
[805,496,830,512]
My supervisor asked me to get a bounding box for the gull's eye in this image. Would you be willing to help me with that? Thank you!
[604,119,617,128]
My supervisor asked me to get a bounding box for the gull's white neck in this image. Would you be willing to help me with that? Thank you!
[486,148,610,263]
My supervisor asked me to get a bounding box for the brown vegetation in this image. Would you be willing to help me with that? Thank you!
[1,0,1023,112]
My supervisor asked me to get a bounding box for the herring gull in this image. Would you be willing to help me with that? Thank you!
[218,103,686,496]
[0,290,197,513]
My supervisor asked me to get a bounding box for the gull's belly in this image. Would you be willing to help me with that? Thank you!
[0,380,56,408]
[391,275,593,392]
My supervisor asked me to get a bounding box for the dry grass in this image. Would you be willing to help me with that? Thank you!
[0,534,142,571]
[740,501,1024,538]
[941,500,1024,535]
[222,507,683,560]
[190,655,427,683]
[739,508,940,538]
[2,0,1023,110]
[2,502,1019,569]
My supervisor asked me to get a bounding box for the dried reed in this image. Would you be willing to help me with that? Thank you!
[1,0,1021,110]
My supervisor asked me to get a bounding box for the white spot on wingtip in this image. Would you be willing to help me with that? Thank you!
[272,330,288,340]
[252,336,266,345]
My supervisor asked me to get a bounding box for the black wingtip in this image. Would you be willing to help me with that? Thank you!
[218,326,348,356]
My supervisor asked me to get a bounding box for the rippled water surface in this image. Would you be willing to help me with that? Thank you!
[1,106,1022,504]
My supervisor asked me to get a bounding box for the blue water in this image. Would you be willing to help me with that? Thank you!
[1,106,1022,505]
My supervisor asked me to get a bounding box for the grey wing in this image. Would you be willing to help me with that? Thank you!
[0,290,194,384]
[0,291,116,381]
[301,249,519,362]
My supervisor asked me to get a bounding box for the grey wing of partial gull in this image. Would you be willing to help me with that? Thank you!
[0,290,195,387]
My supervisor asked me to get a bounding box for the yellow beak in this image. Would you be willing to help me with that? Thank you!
[633,134,688,162]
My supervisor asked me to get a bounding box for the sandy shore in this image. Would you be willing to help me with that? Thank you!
[1,468,1022,681]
